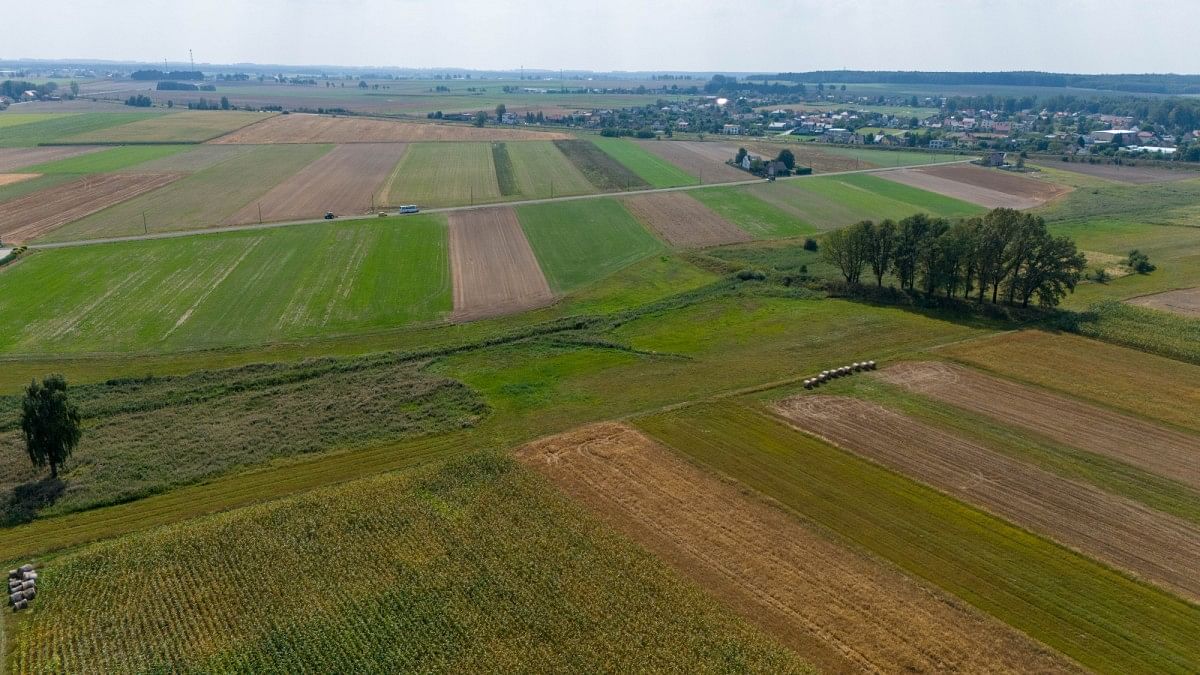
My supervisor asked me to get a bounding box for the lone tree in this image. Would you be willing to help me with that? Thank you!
[20,375,81,479]
[775,148,796,170]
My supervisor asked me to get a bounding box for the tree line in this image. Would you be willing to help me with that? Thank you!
[821,208,1086,308]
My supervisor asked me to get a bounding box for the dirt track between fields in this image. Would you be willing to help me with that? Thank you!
[1128,287,1200,317]
[0,173,181,244]
[448,207,554,321]
[775,395,1200,602]
[878,362,1200,490]
[517,422,1078,674]
[224,143,407,223]
[210,113,569,144]
[880,164,1069,209]
[623,192,750,247]
[1034,161,1200,184]
[0,146,104,172]
[633,140,748,183]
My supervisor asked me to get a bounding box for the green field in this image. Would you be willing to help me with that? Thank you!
[0,217,451,353]
[553,139,648,191]
[590,136,699,187]
[503,140,596,198]
[42,144,331,241]
[61,111,274,143]
[7,453,807,673]
[636,401,1200,674]
[21,145,190,174]
[809,145,959,167]
[383,142,500,207]
[0,112,162,147]
[0,113,76,129]
[516,199,663,292]
[691,186,815,238]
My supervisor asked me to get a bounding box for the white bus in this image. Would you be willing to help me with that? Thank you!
[398,205,420,214]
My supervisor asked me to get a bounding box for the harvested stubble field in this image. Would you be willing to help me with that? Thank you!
[118,144,259,173]
[0,173,37,186]
[63,111,274,143]
[517,422,1075,674]
[0,146,103,172]
[41,144,331,242]
[0,172,181,243]
[8,454,807,673]
[878,362,1200,489]
[774,395,1200,602]
[210,113,569,144]
[381,142,500,208]
[623,192,751,248]
[552,139,648,191]
[880,163,1069,209]
[1033,160,1200,184]
[0,218,450,353]
[637,401,1200,674]
[633,140,748,183]
[501,141,596,199]
[448,207,554,321]
[226,143,407,223]
[1127,287,1200,317]
[0,356,485,521]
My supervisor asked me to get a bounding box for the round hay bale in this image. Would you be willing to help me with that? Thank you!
[12,599,26,611]
[7,570,17,579]
[19,564,33,574]
[21,589,35,601]
[9,592,22,605]
[24,572,37,581]
[19,581,33,591]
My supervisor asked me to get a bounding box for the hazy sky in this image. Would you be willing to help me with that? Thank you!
[10,0,1200,74]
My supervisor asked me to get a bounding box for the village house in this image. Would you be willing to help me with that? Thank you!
[722,123,741,135]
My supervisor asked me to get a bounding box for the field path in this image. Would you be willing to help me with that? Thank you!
[448,207,554,320]
[517,422,1079,674]
[29,159,975,250]
[774,395,1200,602]
[878,362,1200,489]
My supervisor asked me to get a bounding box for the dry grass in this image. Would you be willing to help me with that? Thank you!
[1128,287,1200,317]
[211,113,570,144]
[0,173,38,187]
[879,164,1069,209]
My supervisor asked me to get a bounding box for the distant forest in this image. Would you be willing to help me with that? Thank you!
[130,70,204,81]
[763,71,1200,95]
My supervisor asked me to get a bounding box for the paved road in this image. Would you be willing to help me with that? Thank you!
[28,159,972,250]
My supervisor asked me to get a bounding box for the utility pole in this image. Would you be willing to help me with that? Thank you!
[143,211,148,235]
[258,203,262,224]
[550,180,553,198]
[189,49,194,72]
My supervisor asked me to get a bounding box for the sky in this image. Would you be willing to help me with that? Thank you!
[8,0,1200,74]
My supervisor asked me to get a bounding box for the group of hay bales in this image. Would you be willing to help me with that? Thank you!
[803,361,877,390]
[9,564,38,611]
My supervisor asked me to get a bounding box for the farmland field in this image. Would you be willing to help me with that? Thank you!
[0,172,182,243]
[381,142,499,207]
[1129,287,1200,317]
[21,144,190,174]
[0,113,161,147]
[447,208,554,320]
[225,143,407,222]
[42,144,331,241]
[0,217,451,353]
[636,401,1200,674]
[879,163,1070,208]
[623,192,750,247]
[0,174,37,187]
[1032,160,1200,184]
[877,361,1200,489]
[774,394,1200,601]
[516,199,662,292]
[690,186,816,238]
[553,139,648,191]
[211,113,570,143]
[0,146,104,172]
[62,111,274,143]
[518,422,1075,673]
[7,453,807,673]
[589,136,699,187]
[502,141,596,198]
[632,139,747,182]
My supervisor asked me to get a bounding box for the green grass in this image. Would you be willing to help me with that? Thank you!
[21,145,190,174]
[61,111,274,143]
[41,144,331,241]
[752,173,983,230]
[636,401,1200,674]
[0,356,485,521]
[0,216,451,353]
[590,136,699,187]
[7,453,809,673]
[516,199,663,292]
[490,142,518,196]
[1065,301,1200,365]
[0,113,76,129]
[690,186,816,238]
[0,113,162,147]
[503,140,596,198]
[835,172,984,217]
[383,142,500,207]
[553,139,648,191]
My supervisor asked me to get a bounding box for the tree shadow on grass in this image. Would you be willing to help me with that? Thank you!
[1,478,65,526]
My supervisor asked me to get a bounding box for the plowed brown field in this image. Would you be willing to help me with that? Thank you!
[448,207,554,321]
[517,422,1078,674]
[633,140,747,182]
[878,362,1200,489]
[224,143,407,223]
[623,192,750,247]
[0,173,38,187]
[774,395,1200,602]
[211,114,569,144]
[0,146,103,172]
[1128,287,1200,317]
[0,173,181,243]
[880,164,1068,209]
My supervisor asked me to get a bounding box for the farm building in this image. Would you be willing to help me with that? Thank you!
[722,124,742,135]
[824,128,853,143]
[1090,129,1139,145]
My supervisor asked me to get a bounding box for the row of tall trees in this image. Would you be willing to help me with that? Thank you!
[821,208,1086,308]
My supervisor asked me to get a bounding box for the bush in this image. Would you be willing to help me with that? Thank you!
[1128,249,1156,274]
[736,269,767,281]
[802,237,818,252]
